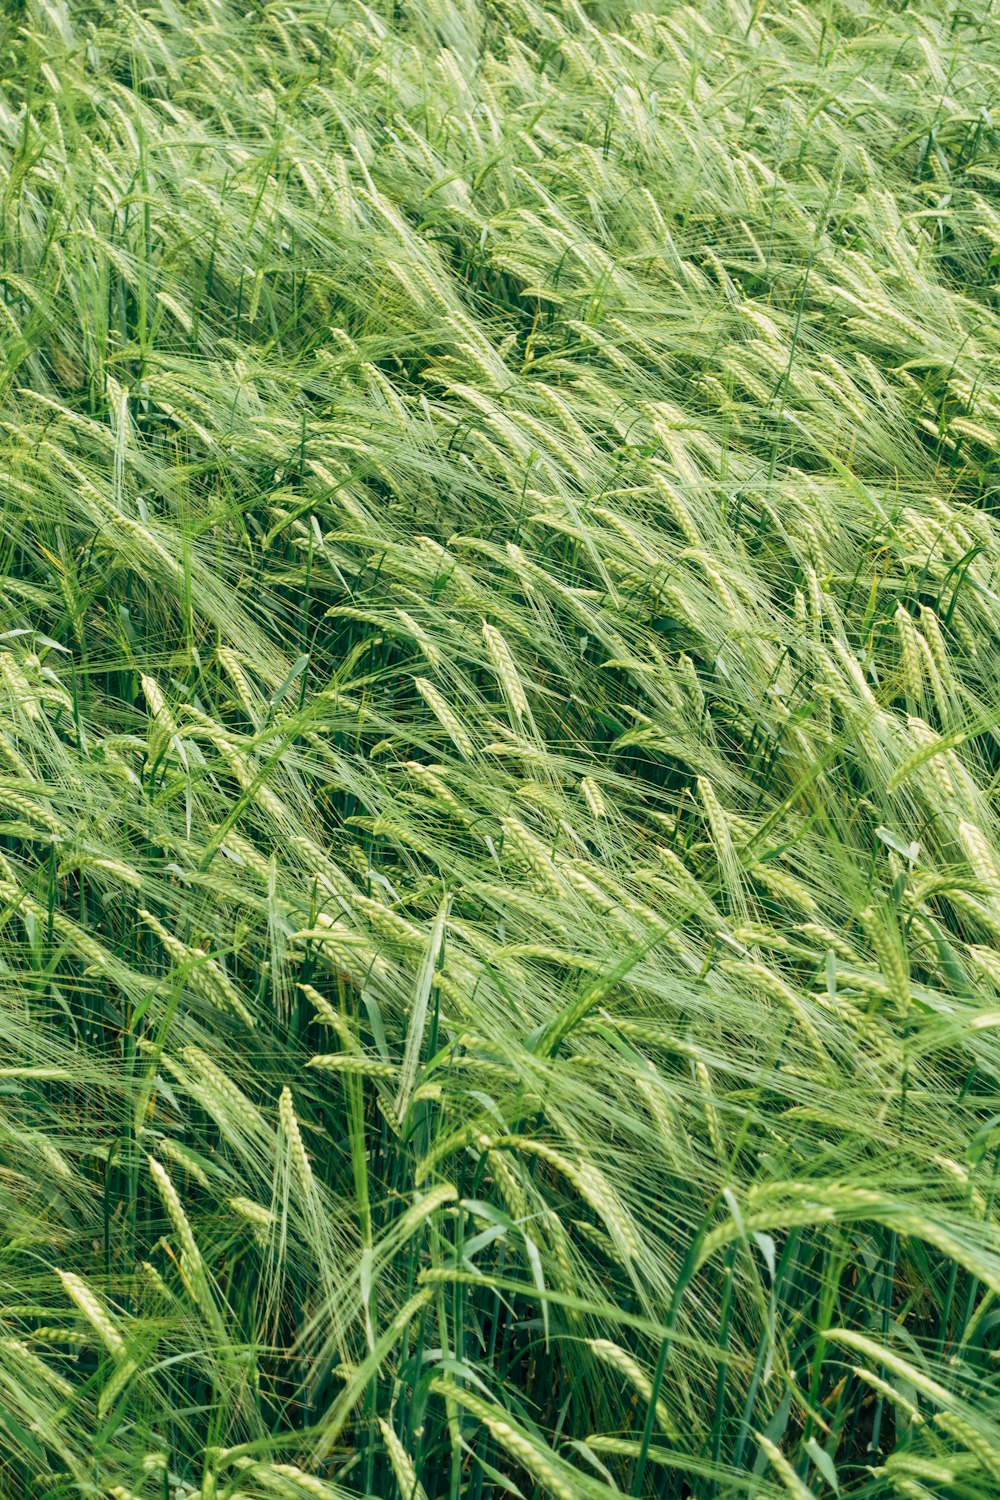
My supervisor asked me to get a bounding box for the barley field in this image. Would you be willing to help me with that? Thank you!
[1,0,999,1495]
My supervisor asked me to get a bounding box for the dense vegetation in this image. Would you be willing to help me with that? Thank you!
[1,0,1000,1495]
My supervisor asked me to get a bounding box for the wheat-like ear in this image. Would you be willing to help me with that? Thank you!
[483,621,529,722]
[413,677,475,758]
[56,1271,127,1359]
[278,1086,314,1197]
[377,1418,429,1500]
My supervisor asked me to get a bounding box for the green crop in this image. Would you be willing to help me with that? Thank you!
[0,0,999,1496]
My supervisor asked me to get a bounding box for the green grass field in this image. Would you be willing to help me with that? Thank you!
[1,0,1000,1494]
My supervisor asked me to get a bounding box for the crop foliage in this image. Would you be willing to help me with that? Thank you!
[1,0,1000,1497]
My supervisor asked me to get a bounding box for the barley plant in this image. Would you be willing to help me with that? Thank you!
[0,0,999,1494]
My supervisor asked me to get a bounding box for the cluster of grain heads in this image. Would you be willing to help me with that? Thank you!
[0,0,997,1494]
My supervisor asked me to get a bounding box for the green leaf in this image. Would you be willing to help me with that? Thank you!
[805,1438,840,1494]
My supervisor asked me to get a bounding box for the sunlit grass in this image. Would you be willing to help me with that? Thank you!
[0,0,999,1496]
